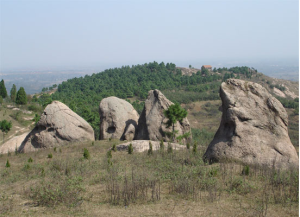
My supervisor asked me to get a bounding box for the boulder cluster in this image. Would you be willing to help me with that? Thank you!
[99,89,192,144]
[1,79,298,170]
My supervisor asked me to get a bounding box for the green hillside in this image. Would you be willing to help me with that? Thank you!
[40,62,263,139]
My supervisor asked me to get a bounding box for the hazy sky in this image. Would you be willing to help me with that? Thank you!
[0,0,299,71]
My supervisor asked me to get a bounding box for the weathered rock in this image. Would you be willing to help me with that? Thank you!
[203,79,298,169]
[135,89,192,144]
[99,97,139,140]
[117,140,185,152]
[18,101,94,153]
[0,132,28,154]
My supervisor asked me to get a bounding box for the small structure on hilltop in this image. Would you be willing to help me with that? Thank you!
[201,65,212,71]
[19,101,95,153]
[135,89,192,145]
[99,97,139,140]
[203,79,298,170]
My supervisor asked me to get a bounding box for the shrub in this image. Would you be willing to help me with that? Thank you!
[160,140,164,152]
[29,176,84,207]
[148,141,153,156]
[28,157,33,163]
[242,165,250,176]
[112,143,117,152]
[53,147,57,152]
[192,142,197,154]
[23,164,30,170]
[83,148,90,160]
[107,150,112,159]
[186,143,190,149]
[5,159,10,168]
[48,153,53,159]
[128,143,133,154]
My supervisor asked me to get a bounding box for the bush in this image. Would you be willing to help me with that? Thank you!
[242,165,250,176]
[48,153,53,159]
[192,142,197,154]
[5,159,10,168]
[28,157,33,163]
[128,143,133,154]
[186,143,190,149]
[112,143,117,152]
[27,104,42,112]
[83,148,90,160]
[148,141,153,156]
[29,176,84,207]
[159,140,164,152]
[107,150,112,159]
[23,164,30,170]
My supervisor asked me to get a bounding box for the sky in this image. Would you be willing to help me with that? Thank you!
[0,0,299,71]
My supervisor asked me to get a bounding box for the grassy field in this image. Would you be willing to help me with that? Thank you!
[0,139,298,217]
[0,97,298,217]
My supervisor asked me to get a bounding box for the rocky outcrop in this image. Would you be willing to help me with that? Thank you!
[0,132,28,154]
[117,140,185,152]
[19,101,94,153]
[203,79,298,169]
[99,97,139,140]
[135,90,192,144]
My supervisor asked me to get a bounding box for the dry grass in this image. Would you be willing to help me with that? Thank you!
[0,139,298,217]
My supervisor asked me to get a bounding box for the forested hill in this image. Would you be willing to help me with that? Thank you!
[41,61,261,139]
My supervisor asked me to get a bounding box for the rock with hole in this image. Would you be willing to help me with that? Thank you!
[99,96,139,140]
[203,79,298,170]
[18,101,95,153]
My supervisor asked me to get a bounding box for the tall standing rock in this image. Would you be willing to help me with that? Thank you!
[99,97,139,140]
[19,101,95,153]
[136,89,191,144]
[203,79,298,169]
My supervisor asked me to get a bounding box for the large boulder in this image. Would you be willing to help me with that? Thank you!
[18,101,94,153]
[135,89,192,144]
[99,97,139,140]
[203,79,298,169]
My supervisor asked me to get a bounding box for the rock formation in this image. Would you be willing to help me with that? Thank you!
[203,79,298,169]
[117,140,185,153]
[99,97,139,140]
[0,132,28,154]
[135,89,192,144]
[19,101,94,153]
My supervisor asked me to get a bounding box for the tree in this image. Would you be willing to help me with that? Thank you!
[10,84,17,102]
[0,120,12,143]
[16,87,27,105]
[163,103,187,141]
[0,79,7,98]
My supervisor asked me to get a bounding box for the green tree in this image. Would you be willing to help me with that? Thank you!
[0,79,8,98]
[16,87,27,105]
[0,120,12,143]
[0,96,3,105]
[10,84,17,102]
[164,103,187,141]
